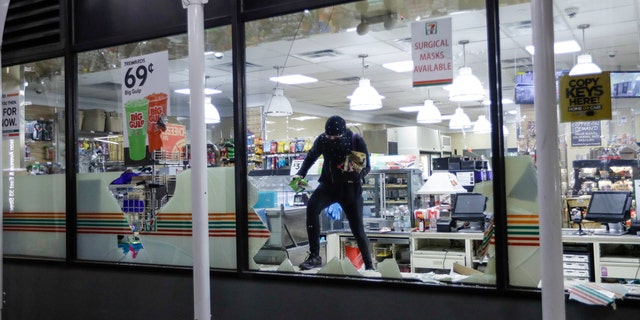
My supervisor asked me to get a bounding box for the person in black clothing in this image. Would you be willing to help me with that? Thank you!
[292,115,373,270]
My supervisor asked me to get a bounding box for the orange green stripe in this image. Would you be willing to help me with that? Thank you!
[3,212,66,232]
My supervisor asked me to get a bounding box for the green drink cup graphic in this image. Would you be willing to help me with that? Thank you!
[125,98,149,160]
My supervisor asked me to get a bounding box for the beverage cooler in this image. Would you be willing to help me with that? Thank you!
[361,169,423,230]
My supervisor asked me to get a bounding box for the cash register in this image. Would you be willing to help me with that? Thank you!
[449,192,488,232]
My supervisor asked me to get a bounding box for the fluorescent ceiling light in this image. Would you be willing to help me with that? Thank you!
[269,74,318,85]
[399,106,422,112]
[383,60,413,73]
[525,40,581,55]
[483,98,514,106]
[174,88,222,95]
[291,116,319,121]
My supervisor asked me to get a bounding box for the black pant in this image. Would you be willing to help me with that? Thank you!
[305,181,373,269]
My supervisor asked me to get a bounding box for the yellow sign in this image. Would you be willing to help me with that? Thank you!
[559,72,611,122]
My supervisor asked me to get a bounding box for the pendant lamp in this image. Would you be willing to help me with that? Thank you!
[417,99,442,123]
[348,54,385,110]
[473,115,492,133]
[264,66,293,117]
[449,40,484,102]
[264,87,293,117]
[449,107,471,130]
[569,24,601,76]
[205,96,220,124]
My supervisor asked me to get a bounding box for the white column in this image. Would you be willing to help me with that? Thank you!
[182,1,211,319]
[532,0,566,319]
[0,2,13,320]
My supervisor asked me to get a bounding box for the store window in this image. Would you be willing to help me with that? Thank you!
[75,26,238,269]
[2,58,66,258]
[499,0,640,294]
[245,0,496,286]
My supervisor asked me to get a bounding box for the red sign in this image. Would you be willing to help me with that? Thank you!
[160,123,186,158]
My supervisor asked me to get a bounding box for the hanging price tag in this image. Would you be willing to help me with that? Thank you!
[290,159,303,176]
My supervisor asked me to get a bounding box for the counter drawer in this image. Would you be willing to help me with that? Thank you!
[563,262,589,270]
[412,254,466,270]
[563,254,589,263]
[564,269,589,278]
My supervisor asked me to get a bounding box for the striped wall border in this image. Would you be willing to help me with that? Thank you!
[3,212,66,232]
[4,211,270,239]
[506,214,540,247]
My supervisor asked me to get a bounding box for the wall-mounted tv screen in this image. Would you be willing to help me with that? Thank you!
[611,71,640,98]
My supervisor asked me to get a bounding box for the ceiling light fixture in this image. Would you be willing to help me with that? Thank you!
[269,74,318,85]
[264,86,293,117]
[449,40,485,102]
[383,60,413,73]
[473,115,492,133]
[417,99,442,124]
[348,54,385,111]
[525,40,581,55]
[264,66,293,117]
[204,96,220,124]
[483,98,514,106]
[265,13,306,117]
[449,107,472,130]
[569,24,602,76]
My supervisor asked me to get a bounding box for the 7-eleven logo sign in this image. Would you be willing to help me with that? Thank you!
[425,22,437,35]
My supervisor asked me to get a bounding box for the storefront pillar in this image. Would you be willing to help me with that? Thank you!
[0,1,12,319]
[532,0,566,319]
[183,0,211,319]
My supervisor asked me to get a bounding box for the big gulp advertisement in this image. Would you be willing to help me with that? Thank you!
[120,51,170,163]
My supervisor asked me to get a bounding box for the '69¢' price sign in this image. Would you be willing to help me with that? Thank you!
[121,51,169,100]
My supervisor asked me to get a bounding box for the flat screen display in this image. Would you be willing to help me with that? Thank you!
[584,191,631,223]
[611,71,640,98]
[451,193,487,222]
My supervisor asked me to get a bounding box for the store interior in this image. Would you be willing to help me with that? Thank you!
[9,0,640,289]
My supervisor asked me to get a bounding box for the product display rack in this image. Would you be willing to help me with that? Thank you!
[363,169,423,226]
[571,159,638,196]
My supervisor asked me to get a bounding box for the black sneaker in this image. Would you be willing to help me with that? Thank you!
[299,253,322,270]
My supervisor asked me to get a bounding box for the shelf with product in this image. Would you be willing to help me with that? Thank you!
[24,105,65,175]
[362,169,423,231]
[571,159,637,196]
[256,137,313,170]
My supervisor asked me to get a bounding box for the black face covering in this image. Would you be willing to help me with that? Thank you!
[324,131,351,159]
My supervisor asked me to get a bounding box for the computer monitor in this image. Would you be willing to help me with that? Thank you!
[584,191,632,235]
[451,193,487,223]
